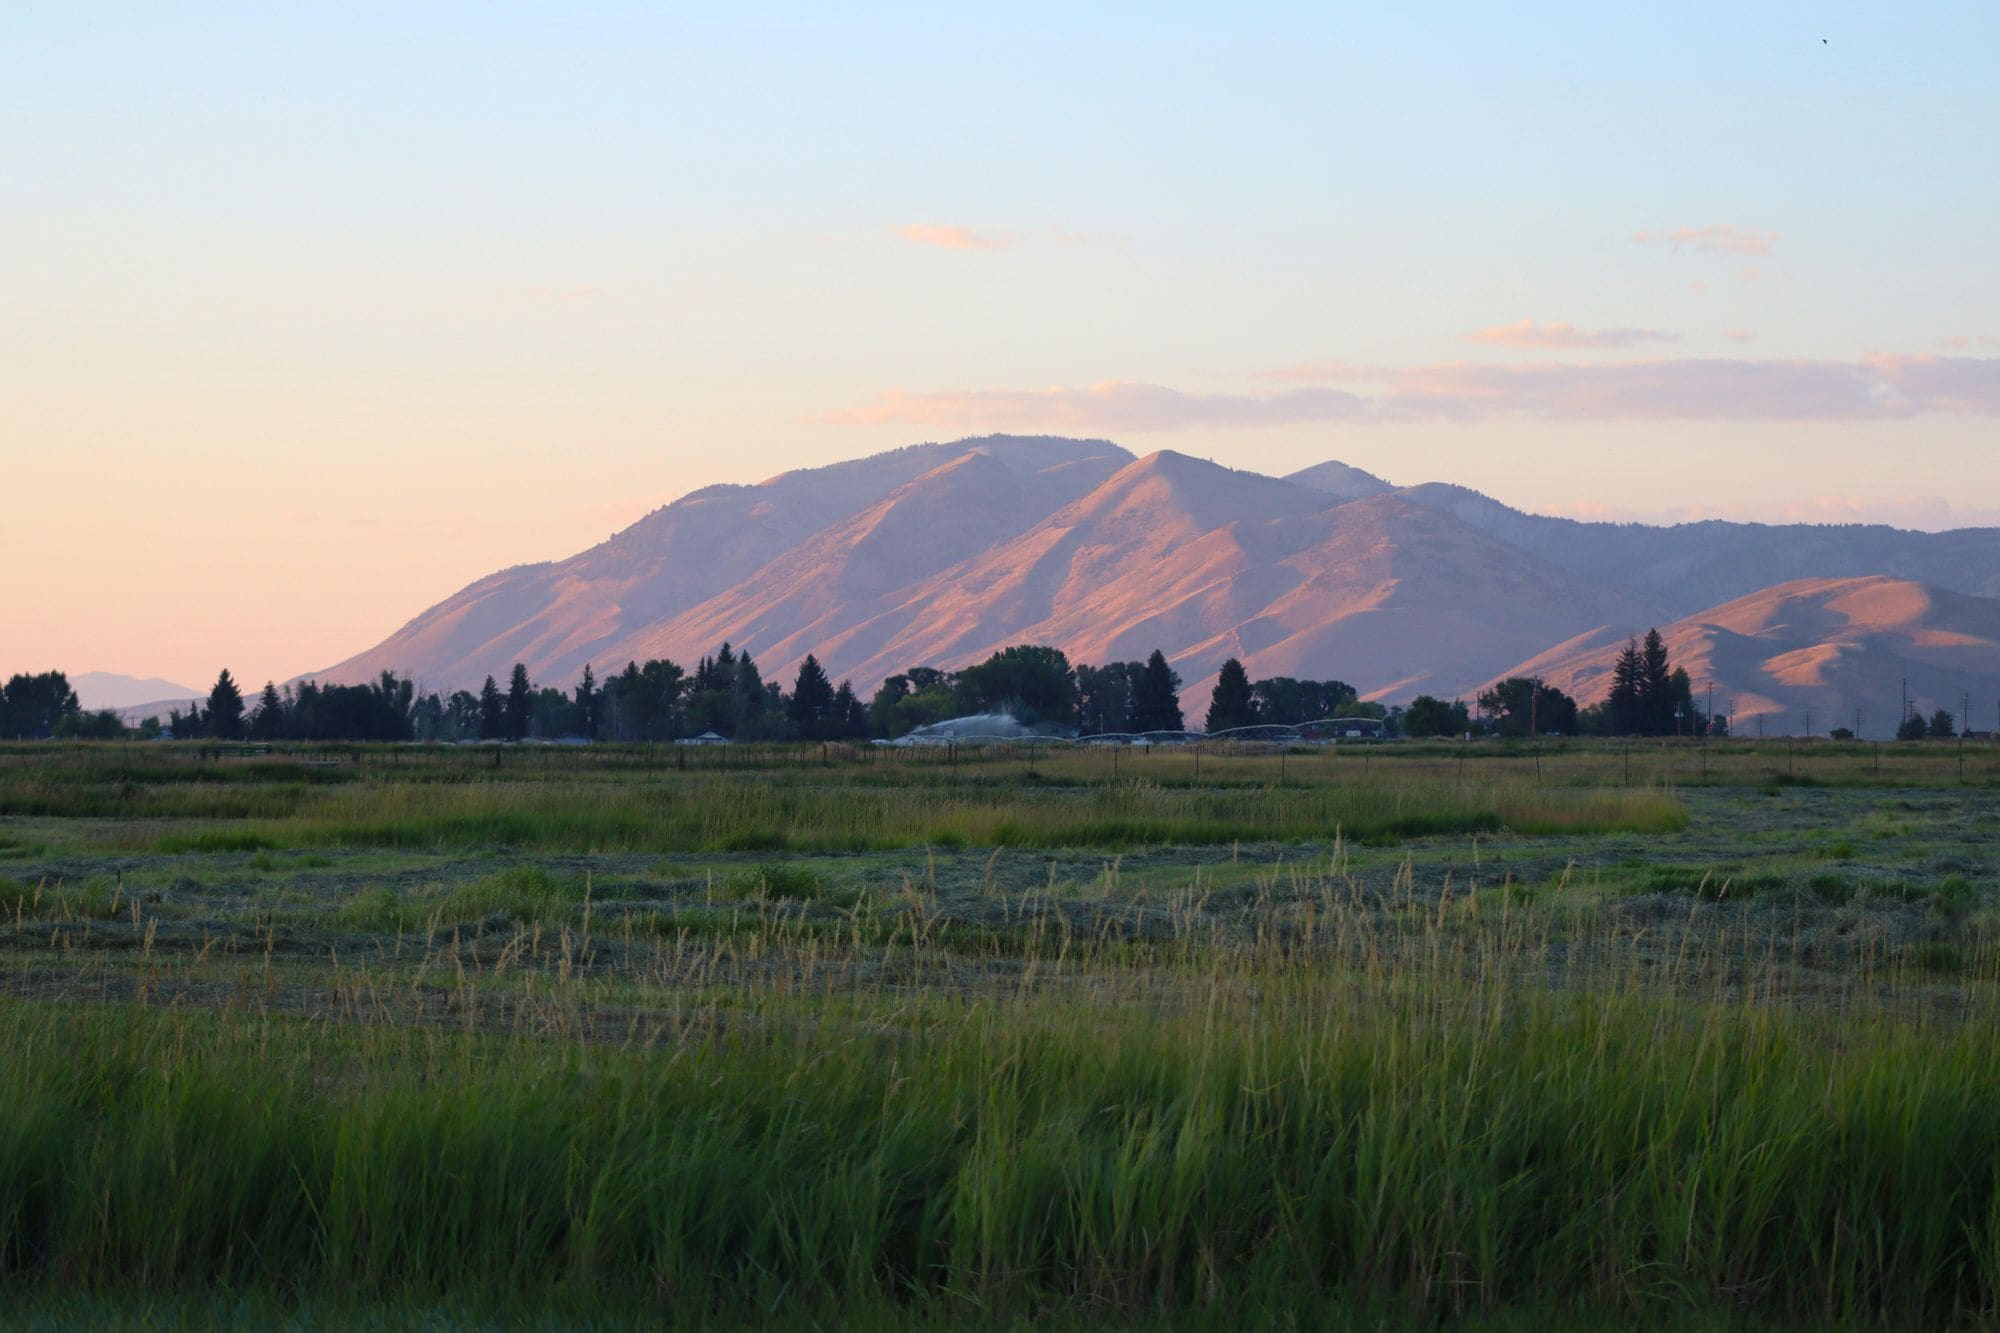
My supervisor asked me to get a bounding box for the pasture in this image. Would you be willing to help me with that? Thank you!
[2,737,1998,1328]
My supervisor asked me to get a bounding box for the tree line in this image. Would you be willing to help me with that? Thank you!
[4,625,1977,742]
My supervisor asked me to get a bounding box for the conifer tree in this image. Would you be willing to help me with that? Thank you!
[1204,658,1258,734]
[1607,639,1643,735]
[736,652,767,723]
[251,681,286,741]
[205,669,246,740]
[573,664,599,740]
[505,664,533,741]
[478,675,505,740]
[788,654,836,737]
[1638,629,1673,735]
[1131,650,1185,733]
[832,680,866,739]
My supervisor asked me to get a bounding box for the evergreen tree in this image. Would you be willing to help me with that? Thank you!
[788,654,836,737]
[251,682,286,741]
[1607,639,1643,735]
[205,669,246,740]
[1203,658,1257,734]
[1929,708,1957,739]
[1637,629,1673,735]
[478,676,505,740]
[574,664,599,740]
[736,651,765,716]
[168,701,206,739]
[832,680,866,739]
[1668,667,1697,735]
[1896,711,1929,741]
[1130,650,1184,733]
[505,664,533,741]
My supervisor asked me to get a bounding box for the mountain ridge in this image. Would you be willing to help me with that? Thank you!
[311,435,2000,732]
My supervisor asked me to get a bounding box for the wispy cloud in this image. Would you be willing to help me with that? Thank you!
[896,223,1019,251]
[1724,329,1758,343]
[1303,354,2000,421]
[817,381,1366,432]
[1462,319,1680,350]
[1634,225,1777,257]
[823,355,2000,432]
[1939,335,2000,352]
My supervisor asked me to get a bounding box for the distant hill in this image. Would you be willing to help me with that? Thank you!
[310,435,2000,731]
[1497,576,2000,737]
[69,672,201,712]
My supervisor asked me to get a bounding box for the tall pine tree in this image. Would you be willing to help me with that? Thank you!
[1638,629,1673,735]
[788,654,835,738]
[1204,658,1258,734]
[205,669,246,740]
[505,664,533,741]
[478,676,505,740]
[1607,639,1643,735]
[1131,650,1185,733]
[251,682,286,741]
[573,664,599,740]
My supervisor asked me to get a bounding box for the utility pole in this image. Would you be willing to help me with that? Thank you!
[1901,677,1909,728]
[1804,708,1813,739]
[1854,707,1862,740]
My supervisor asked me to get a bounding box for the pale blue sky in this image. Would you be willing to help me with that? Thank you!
[6,3,1998,683]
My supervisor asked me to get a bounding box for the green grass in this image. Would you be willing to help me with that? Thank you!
[160,777,1686,855]
[7,946,2000,1326]
[3,738,1998,1325]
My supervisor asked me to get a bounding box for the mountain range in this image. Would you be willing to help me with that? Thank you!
[314,435,2000,738]
[69,672,202,713]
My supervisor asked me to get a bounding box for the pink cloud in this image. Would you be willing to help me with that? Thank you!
[1462,319,1680,350]
[896,223,1018,251]
[1636,225,1778,257]
[824,355,2000,432]
[1938,335,2000,351]
[1724,329,1757,343]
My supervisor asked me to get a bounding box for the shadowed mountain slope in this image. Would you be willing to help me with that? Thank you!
[1399,484,2000,612]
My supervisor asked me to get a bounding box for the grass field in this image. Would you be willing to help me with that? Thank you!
[2,737,1998,1328]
